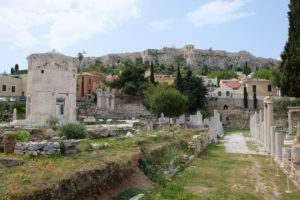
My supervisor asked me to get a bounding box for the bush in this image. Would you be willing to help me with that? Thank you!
[139,154,166,186]
[6,131,28,141]
[144,84,188,117]
[58,123,87,139]
[46,115,60,130]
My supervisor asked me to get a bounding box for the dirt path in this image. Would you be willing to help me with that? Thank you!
[222,132,266,155]
[145,130,300,199]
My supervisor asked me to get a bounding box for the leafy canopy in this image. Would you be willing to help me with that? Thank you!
[108,60,147,96]
[252,68,270,79]
[144,84,188,117]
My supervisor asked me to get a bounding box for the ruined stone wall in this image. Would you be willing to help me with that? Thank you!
[80,47,279,70]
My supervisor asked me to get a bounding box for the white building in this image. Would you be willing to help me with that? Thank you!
[211,86,233,98]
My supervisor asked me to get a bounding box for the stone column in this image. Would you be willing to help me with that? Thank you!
[259,110,263,144]
[275,132,284,160]
[267,101,273,152]
[288,111,292,135]
[255,112,260,140]
[105,96,109,112]
[197,111,203,126]
[270,126,276,156]
[263,103,267,150]
[110,96,115,111]
[13,108,17,121]
[97,95,102,109]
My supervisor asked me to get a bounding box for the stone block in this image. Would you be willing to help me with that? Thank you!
[28,129,45,141]
[0,158,24,167]
[88,129,109,139]
[3,135,17,153]
[291,144,300,163]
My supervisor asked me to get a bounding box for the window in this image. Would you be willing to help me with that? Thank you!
[88,90,91,94]
[41,70,44,74]
[268,85,272,92]
[226,91,230,96]
[2,85,6,91]
[89,79,91,84]
[252,85,256,93]
[11,86,15,93]
[218,91,222,96]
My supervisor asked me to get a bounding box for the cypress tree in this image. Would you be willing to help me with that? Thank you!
[243,85,248,109]
[186,67,192,82]
[176,65,182,90]
[280,0,300,97]
[150,62,155,84]
[14,64,19,72]
[81,76,85,97]
[10,67,15,75]
[253,90,257,109]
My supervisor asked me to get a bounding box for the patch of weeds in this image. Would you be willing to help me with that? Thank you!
[139,154,166,186]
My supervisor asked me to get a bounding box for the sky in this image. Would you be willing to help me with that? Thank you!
[0,0,290,72]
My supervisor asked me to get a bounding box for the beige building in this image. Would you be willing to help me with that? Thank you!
[198,76,218,86]
[211,86,233,98]
[232,78,278,98]
[0,74,27,101]
[25,51,77,124]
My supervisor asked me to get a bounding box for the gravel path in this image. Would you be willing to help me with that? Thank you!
[222,133,266,155]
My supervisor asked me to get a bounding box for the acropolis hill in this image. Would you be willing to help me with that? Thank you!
[81,45,280,70]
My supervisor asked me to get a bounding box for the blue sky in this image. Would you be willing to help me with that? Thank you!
[0,0,290,72]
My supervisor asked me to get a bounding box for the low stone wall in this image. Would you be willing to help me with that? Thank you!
[14,140,80,156]
[14,141,60,156]
[87,128,135,139]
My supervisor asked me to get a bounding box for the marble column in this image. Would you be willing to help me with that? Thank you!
[105,96,109,111]
[267,101,273,153]
[259,110,263,144]
[13,108,17,121]
[288,111,292,135]
[97,96,102,109]
[263,103,268,150]
[110,96,115,111]
[270,126,276,156]
[275,132,284,160]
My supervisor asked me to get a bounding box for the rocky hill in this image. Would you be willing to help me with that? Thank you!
[80,45,280,70]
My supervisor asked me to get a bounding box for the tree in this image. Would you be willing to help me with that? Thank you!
[150,62,155,84]
[208,69,238,84]
[252,68,270,79]
[77,51,85,67]
[243,62,251,75]
[10,67,15,75]
[243,85,248,109]
[280,0,300,97]
[180,76,208,113]
[175,65,182,90]
[11,101,26,114]
[186,67,192,82]
[108,60,147,96]
[14,64,19,72]
[253,90,257,109]
[144,84,188,117]
[270,66,283,88]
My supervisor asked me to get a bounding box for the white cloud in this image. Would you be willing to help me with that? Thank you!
[187,0,255,27]
[148,20,174,31]
[0,0,141,49]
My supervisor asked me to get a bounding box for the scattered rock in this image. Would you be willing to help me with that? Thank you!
[129,194,145,200]
[88,129,109,139]
[28,129,45,141]
[90,143,110,150]
[126,131,133,137]
[0,158,24,167]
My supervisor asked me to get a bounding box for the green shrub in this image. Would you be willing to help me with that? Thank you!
[139,154,166,186]
[46,115,60,130]
[58,141,66,154]
[6,131,28,141]
[58,122,87,139]
[111,188,145,200]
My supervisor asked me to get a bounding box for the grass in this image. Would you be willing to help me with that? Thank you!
[0,128,204,199]
[144,129,300,200]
